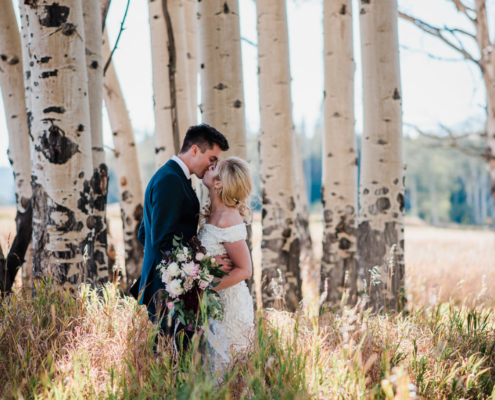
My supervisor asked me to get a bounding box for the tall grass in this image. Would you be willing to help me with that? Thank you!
[2,280,495,399]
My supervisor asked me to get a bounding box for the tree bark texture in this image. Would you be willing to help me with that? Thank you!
[184,0,198,125]
[295,135,313,265]
[197,0,247,160]
[150,0,176,169]
[19,2,35,287]
[24,0,97,288]
[358,0,405,312]
[0,0,33,216]
[163,0,192,145]
[321,0,357,306]
[102,31,144,286]
[83,0,109,284]
[256,0,302,312]
[0,200,32,296]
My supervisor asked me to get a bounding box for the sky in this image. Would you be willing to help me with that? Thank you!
[0,0,489,170]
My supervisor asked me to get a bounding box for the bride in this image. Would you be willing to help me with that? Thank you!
[198,156,255,379]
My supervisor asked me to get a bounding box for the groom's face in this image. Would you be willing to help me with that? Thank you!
[191,144,222,179]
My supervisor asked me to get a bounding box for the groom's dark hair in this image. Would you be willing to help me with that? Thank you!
[179,124,229,154]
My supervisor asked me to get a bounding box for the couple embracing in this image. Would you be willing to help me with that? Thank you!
[136,123,254,376]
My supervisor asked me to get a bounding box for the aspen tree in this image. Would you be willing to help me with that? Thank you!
[0,0,32,216]
[1,0,33,287]
[102,31,144,286]
[197,0,247,160]
[321,0,358,305]
[184,0,198,124]
[149,0,175,169]
[83,0,109,283]
[256,0,302,311]
[162,0,192,144]
[25,0,97,287]
[358,0,405,311]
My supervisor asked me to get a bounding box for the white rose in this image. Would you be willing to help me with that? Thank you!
[167,279,184,296]
[177,253,187,262]
[195,252,205,262]
[168,262,180,277]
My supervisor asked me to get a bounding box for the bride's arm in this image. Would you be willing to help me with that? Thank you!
[211,240,252,291]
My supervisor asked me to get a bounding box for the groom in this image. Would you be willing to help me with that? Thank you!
[136,124,231,344]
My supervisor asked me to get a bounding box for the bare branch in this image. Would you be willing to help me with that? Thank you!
[449,0,476,23]
[399,12,479,65]
[400,44,466,62]
[103,0,131,76]
[405,122,489,159]
[241,37,257,47]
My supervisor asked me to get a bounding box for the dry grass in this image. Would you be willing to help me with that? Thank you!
[1,206,495,398]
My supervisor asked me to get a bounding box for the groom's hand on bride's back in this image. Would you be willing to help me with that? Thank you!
[214,254,235,272]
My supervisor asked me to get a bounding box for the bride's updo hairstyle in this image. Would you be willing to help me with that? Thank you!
[201,157,253,222]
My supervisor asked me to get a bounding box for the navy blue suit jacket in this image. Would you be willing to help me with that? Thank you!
[137,159,200,307]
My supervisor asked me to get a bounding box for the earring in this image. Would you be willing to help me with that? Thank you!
[215,189,218,194]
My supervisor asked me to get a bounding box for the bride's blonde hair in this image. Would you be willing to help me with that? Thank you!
[200,157,252,223]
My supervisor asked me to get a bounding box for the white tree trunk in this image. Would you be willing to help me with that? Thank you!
[19,2,35,287]
[83,0,109,283]
[294,135,313,263]
[0,0,32,214]
[103,31,144,286]
[358,0,405,312]
[321,0,357,305]
[2,0,34,288]
[25,0,96,288]
[165,0,192,144]
[185,0,198,124]
[256,0,302,311]
[198,0,247,160]
[149,0,176,169]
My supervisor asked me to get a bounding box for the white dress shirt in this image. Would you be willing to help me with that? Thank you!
[171,155,191,180]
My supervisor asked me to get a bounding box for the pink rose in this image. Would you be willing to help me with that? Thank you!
[166,302,174,310]
[199,279,209,290]
[195,252,205,261]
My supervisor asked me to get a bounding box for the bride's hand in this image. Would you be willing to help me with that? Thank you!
[214,254,235,273]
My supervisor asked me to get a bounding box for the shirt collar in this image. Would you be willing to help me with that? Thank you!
[171,155,191,180]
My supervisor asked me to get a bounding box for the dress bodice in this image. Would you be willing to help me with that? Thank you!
[197,222,247,256]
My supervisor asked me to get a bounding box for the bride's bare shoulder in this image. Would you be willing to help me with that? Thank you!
[216,208,244,229]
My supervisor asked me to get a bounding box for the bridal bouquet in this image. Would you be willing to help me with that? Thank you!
[156,235,228,330]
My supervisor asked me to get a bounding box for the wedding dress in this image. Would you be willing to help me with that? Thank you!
[197,221,255,379]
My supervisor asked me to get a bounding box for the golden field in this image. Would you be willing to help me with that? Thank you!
[1,205,495,398]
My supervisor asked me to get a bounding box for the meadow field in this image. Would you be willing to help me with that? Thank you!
[1,206,495,398]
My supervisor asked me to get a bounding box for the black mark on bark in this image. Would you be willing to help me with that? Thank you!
[35,124,79,164]
[40,69,58,78]
[393,88,401,100]
[43,106,65,114]
[39,4,70,28]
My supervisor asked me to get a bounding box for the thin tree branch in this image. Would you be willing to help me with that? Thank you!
[101,0,112,33]
[103,0,131,76]
[400,44,466,62]
[405,123,489,159]
[449,0,476,23]
[399,12,479,65]
[241,37,257,47]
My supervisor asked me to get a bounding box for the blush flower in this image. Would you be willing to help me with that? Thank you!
[195,252,205,261]
[161,269,172,284]
[181,261,200,278]
[198,279,209,290]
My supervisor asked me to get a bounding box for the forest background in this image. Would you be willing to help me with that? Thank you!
[0,0,491,228]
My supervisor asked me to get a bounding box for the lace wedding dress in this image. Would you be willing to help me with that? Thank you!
[197,221,255,379]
